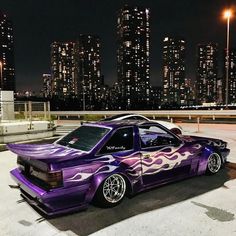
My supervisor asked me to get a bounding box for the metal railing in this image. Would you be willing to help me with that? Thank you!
[14,101,51,121]
[0,101,51,122]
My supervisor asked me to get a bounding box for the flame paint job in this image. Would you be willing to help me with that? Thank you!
[8,121,230,215]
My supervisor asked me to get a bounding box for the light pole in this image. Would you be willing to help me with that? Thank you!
[224,9,232,108]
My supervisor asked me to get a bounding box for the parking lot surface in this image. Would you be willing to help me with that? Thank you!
[1,123,236,236]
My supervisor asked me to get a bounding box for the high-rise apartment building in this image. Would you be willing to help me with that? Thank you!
[75,35,103,109]
[216,77,223,104]
[196,43,218,104]
[225,49,236,104]
[50,42,76,99]
[150,86,162,108]
[162,37,186,105]
[117,5,150,109]
[0,12,15,91]
[42,74,52,98]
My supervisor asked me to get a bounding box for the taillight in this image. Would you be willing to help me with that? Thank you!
[30,168,63,189]
[46,171,63,188]
[17,156,63,189]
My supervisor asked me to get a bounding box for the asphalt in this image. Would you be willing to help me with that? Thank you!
[1,123,236,236]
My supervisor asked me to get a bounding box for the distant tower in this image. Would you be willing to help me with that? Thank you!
[162,37,186,105]
[196,43,218,104]
[225,49,236,104]
[50,42,76,99]
[75,35,103,109]
[0,12,15,91]
[42,74,52,98]
[117,5,150,109]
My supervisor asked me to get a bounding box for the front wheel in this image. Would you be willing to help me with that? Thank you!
[94,174,126,207]
[207,153,222,174]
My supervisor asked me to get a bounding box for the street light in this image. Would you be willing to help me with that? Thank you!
[223,9,232,107]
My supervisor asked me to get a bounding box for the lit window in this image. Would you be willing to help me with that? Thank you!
[124,41,131,47]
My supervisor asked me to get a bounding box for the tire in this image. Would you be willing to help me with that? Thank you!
[94,174,126,207]
[206,153,222,175]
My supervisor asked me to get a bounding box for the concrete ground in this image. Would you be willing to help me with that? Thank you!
[1,123,236,236]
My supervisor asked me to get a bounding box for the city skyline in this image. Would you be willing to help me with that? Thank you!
[1,0,235,92]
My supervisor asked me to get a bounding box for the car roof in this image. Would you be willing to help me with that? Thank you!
[83,120,156,129]
[100,113,137,121]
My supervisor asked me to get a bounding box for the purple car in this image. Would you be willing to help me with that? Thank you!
[8,120,229,216]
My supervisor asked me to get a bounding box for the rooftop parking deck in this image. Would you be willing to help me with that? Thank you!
[0,123,236,236]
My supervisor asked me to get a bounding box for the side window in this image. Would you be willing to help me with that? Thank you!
[99,127,134,154]
[139,125,177,148]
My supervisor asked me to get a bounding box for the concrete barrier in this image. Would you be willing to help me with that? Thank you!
[0,121,55,143]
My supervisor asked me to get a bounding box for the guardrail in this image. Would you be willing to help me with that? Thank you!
[28,109,236,133]
[45,110,236,119]
[46,110,236,133]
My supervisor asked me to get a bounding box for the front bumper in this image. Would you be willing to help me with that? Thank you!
[10,168,90,216]
[221,148,230,163]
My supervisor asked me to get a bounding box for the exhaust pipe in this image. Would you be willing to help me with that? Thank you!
[9,184,20,189]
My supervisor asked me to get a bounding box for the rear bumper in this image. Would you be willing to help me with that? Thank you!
[10,168,89,216]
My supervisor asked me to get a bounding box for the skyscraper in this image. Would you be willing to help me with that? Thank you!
[42,73,52,98]
[196,43,218,104]
[216,77,223,104]
[162,37,186,105]
[0,12,15,91]
[225,49,236,104]
[50,42,76,99]
[75,35,103,109]
[150,86,162,108]
[117,5,150,109]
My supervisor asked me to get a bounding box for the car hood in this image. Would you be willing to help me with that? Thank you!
[7,143,87,163]
[154,120,180,130]
[181,135,227,149]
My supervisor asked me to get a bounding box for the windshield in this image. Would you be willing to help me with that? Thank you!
[57,125,110,152]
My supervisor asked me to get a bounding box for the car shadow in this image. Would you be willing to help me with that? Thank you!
[40,163,236,236]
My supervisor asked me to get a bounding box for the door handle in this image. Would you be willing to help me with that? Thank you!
[142,153,150,159]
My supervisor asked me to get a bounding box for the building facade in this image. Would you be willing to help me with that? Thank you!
[162,37,186,105]
[117,5,150,109]
[196,43,218,104]
[75,35,103,110]
[50,42,76,99]
[0,12,15,91]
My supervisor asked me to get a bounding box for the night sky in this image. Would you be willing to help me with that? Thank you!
[1,0,236,92]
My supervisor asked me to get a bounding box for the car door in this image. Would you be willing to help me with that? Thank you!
[97,126,142,178]
[138,124,192,186]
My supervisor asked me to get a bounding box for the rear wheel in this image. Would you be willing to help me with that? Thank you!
[207,153,222,174]
[94,174,126,207]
